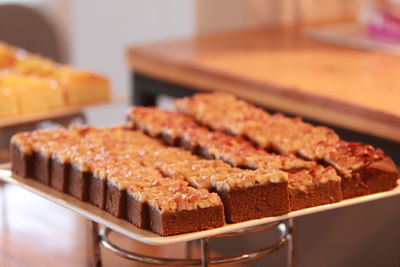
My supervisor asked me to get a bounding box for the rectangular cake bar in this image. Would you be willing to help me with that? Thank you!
[157,158,341,218]
[158,159,290,223]
[325,141,399,199]
[288,166,342,211]
[10,132,34,178]
[145,186,224,236]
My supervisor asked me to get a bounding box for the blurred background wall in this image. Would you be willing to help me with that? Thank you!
[67,0,196,125]
[34,0,359,125]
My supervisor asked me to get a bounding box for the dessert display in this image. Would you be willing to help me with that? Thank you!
[174,92,399,199]
[0,42,111,118]
[9,92,399,236]
[127,106,343,212]
[10,126,225,236]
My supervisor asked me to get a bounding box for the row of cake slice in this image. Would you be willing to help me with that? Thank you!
[11,123,343,236]
[10,103,399,236]
[126,106,398,200]
[0,42,110,118]
[173,92,399,198]
[127,106,344,212]
[11,126,226,236]
[12,125,327,235]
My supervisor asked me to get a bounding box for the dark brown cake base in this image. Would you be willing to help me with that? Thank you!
[67,165,90,201]
[126,192,148,229]
[148,204,225,236]
[50,159,69,192]
[289,180,343,211]
[161,132,180,147]
[10,143,33,178]
[179,135,200,154]
[32,152,51,185]
[88,174,106,209]
[105,182,126,219]
[216,182,290,223]
[342,157,399,199]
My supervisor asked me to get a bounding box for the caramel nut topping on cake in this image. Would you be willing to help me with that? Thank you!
[147,186,222,212]
[212,168,288,191]
[128,106,319,172]
[174,92,341,160]
[288,170,314,191]
[10,132,34,153]
[289,166,341,192]
[324,141,386,176]
[156,159,233,189]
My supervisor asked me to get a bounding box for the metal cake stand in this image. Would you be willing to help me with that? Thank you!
[89,219,295,267]
[2,164,399,266]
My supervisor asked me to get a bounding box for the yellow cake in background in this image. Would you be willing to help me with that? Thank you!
[0,41,112,119]
[56,67,111,105]
[0,42,17,70]
[0,86,18,118]
[13,54,57,77]
[0,75,64,114]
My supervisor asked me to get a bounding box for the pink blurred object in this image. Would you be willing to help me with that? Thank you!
[363,0,400,43]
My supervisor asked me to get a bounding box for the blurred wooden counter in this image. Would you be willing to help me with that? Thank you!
[128,27,400,142]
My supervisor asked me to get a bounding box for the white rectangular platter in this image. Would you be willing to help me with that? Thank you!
[0,164,399,245]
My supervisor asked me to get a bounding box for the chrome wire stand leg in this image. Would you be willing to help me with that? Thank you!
[186,240,194,259]
[99,221,291,266]
[0,182,7,231]
[287,218,296,267]
[88,220,102,267]
[200,238,210,267]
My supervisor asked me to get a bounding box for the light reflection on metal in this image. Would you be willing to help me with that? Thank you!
[99,220,292,266]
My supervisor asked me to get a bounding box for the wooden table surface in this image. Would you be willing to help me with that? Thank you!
[128,27,400,142]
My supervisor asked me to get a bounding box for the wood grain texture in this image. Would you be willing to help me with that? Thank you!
[196,0,358,34]
[128,27,400,142]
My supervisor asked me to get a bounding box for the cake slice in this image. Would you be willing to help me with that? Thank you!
[244,150,316,172]
[137,147,200,167]
[50,151,71,193]
[174,91,269,135]
[325,141,399,199]
[146,186,225,236]
[32,144,52,185]
[212,168,290,223]
[104,165,163,219]
[156,159,234,189]
[10,132,34,177]
[13,54,57,76]
[125,178,189,229]
[1,75,64,114]
[288,166,342,211]
[68,160,91,201]
[127,106,195,140]
[157,158,290,223]
[56,67,111,105]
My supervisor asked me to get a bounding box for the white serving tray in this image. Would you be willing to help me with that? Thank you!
[0,164,399,246]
